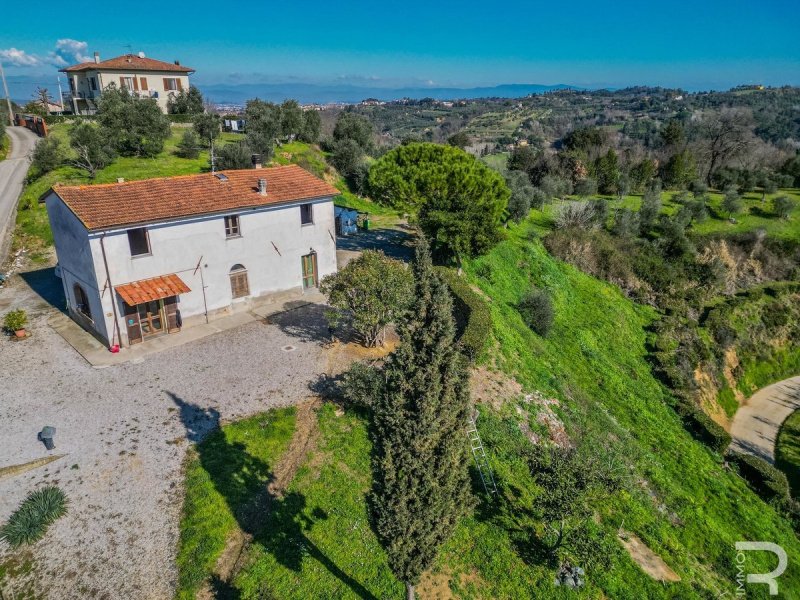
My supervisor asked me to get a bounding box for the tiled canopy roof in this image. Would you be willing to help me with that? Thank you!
[115,274,191,306]
[49,165,340,231]
[60,54,194,73]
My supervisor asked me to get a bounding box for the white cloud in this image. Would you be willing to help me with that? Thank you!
[0,47,40,67]
[47,39,92,67]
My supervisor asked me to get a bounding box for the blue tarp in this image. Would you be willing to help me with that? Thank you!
[334,206,359,236]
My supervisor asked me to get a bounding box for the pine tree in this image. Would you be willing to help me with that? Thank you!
[369,238,473,600]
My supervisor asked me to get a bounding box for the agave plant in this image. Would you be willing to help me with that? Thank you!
[0,486,68,548]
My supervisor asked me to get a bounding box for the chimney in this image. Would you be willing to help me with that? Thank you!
[251,153,262,169]
[258,178,267,196]
[117,177,125,183]
[93,52,100,64]
[174,59,180,66]
[138,51,145,59]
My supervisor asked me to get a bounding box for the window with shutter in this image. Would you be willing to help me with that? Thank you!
[177,78,183,91]
[140,77,148,90]
[229,265,249,299]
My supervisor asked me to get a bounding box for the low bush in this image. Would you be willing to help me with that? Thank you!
[673,397,731,453]
[727,451,790,501]
[3,309,27,332]
[0,486,68,548]
[437,268,491,361]
[339,361,383,410]
[518,288,554,337]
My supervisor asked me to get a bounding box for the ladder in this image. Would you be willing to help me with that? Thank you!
[467,411,498,496]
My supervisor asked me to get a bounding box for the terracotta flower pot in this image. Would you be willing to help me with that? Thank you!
[14,329,26,338]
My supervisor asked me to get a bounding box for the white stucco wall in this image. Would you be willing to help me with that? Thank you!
[47,194,337,346]
[44,195,110,342]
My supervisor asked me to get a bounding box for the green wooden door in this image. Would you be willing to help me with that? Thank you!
[302,253,318,289]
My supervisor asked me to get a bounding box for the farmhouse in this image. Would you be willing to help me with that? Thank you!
[42,165,339,348]
[60,52,194,114]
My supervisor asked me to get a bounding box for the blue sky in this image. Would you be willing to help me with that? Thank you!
[2,0,799,99]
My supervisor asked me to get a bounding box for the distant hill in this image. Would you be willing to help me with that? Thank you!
[197,82,579,104]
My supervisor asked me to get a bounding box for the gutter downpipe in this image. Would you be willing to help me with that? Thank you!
[99,233,122,349]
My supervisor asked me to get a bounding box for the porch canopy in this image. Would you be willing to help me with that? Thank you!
[115,274,190,306]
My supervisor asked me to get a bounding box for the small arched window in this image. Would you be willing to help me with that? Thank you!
[73,283,92,319]
[229,264,250,299]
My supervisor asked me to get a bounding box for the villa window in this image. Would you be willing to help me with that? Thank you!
[127,228,151,257]
[300,203,313,225]
[224,215,240,238]
[163,78,181,91]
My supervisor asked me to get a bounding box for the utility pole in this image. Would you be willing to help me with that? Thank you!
[210,135,216,173]
[57,77,65,116]
[0,60,14,126]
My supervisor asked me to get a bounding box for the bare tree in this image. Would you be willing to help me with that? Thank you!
[692,108,755,186]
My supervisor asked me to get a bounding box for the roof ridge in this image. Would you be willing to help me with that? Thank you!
[52,165,301,190]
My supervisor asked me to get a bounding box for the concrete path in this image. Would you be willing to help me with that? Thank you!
[729,376,800,463]
[0,126,39,263]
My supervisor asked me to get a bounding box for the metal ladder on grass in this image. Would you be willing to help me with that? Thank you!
[467,411,498,496]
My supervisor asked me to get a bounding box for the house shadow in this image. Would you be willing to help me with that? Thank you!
[167,391,377,599]
[268,301,335,345]
[336,228,416,263]
[18,267,66,312]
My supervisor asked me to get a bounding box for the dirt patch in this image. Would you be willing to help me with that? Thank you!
[204,398,323,594]
[618,531,680,582]
[520,392,570,449]
[417,567,454,599]
[470,366,523,409]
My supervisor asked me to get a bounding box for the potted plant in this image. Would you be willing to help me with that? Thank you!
[4,309,28,338]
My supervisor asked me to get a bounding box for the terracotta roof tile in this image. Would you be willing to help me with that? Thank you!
[61,54,194,73]
[50,165,340,231]
[115,274,191,306]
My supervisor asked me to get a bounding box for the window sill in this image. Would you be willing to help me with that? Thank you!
[301,222,314,227]
[225,234,242,240]
[131,253,152,259]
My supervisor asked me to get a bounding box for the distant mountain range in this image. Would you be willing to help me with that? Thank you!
[197,82,581,105]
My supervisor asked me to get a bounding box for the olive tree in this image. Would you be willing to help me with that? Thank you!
[320,250,413,347]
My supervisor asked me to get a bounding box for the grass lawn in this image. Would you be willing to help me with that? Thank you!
[176,407,296,599]
[531,189,800,243]
[776,410,800,498]
[0,131,9,161]
[178,219,800,598]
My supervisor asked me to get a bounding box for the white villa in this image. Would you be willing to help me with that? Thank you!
[42,165,339,348]
[60,52,194,114]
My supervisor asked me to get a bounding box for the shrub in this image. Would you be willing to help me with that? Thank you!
[31,135,63,175]
[673,398,731,453]
[3,309,27,332]
[175,130,200,159]
[0,486,68,548]
[774,195,795,220]
[554,201,595,230]
[727,451,790,501]
[518,288,554,336]
[437,268,492,362]
[339,361,383,410]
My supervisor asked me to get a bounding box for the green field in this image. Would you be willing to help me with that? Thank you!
[776,410,800,498]
[177,218,800,598]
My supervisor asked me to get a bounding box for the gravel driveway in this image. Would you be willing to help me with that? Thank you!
[0,280,330,599]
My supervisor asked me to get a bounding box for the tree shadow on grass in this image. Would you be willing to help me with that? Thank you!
[168,391,377,599]
[255,492,379,600]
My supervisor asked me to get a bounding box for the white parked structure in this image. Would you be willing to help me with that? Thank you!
[42,165,339,348]
[60,52,194,114]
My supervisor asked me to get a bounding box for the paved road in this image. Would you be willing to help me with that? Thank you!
[729,376,800,463]
[0,126,39,263]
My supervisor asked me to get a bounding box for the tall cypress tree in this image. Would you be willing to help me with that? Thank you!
[369,238,473,600]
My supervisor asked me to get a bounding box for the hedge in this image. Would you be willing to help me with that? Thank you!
[673,397,731,453]
[727,451,790,501]
[436,267,491,362]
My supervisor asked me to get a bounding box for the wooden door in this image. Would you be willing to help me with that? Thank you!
[302,253,318,289]
[165,296,180,332]
[123,301,142,345]
[137,300,165,337]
